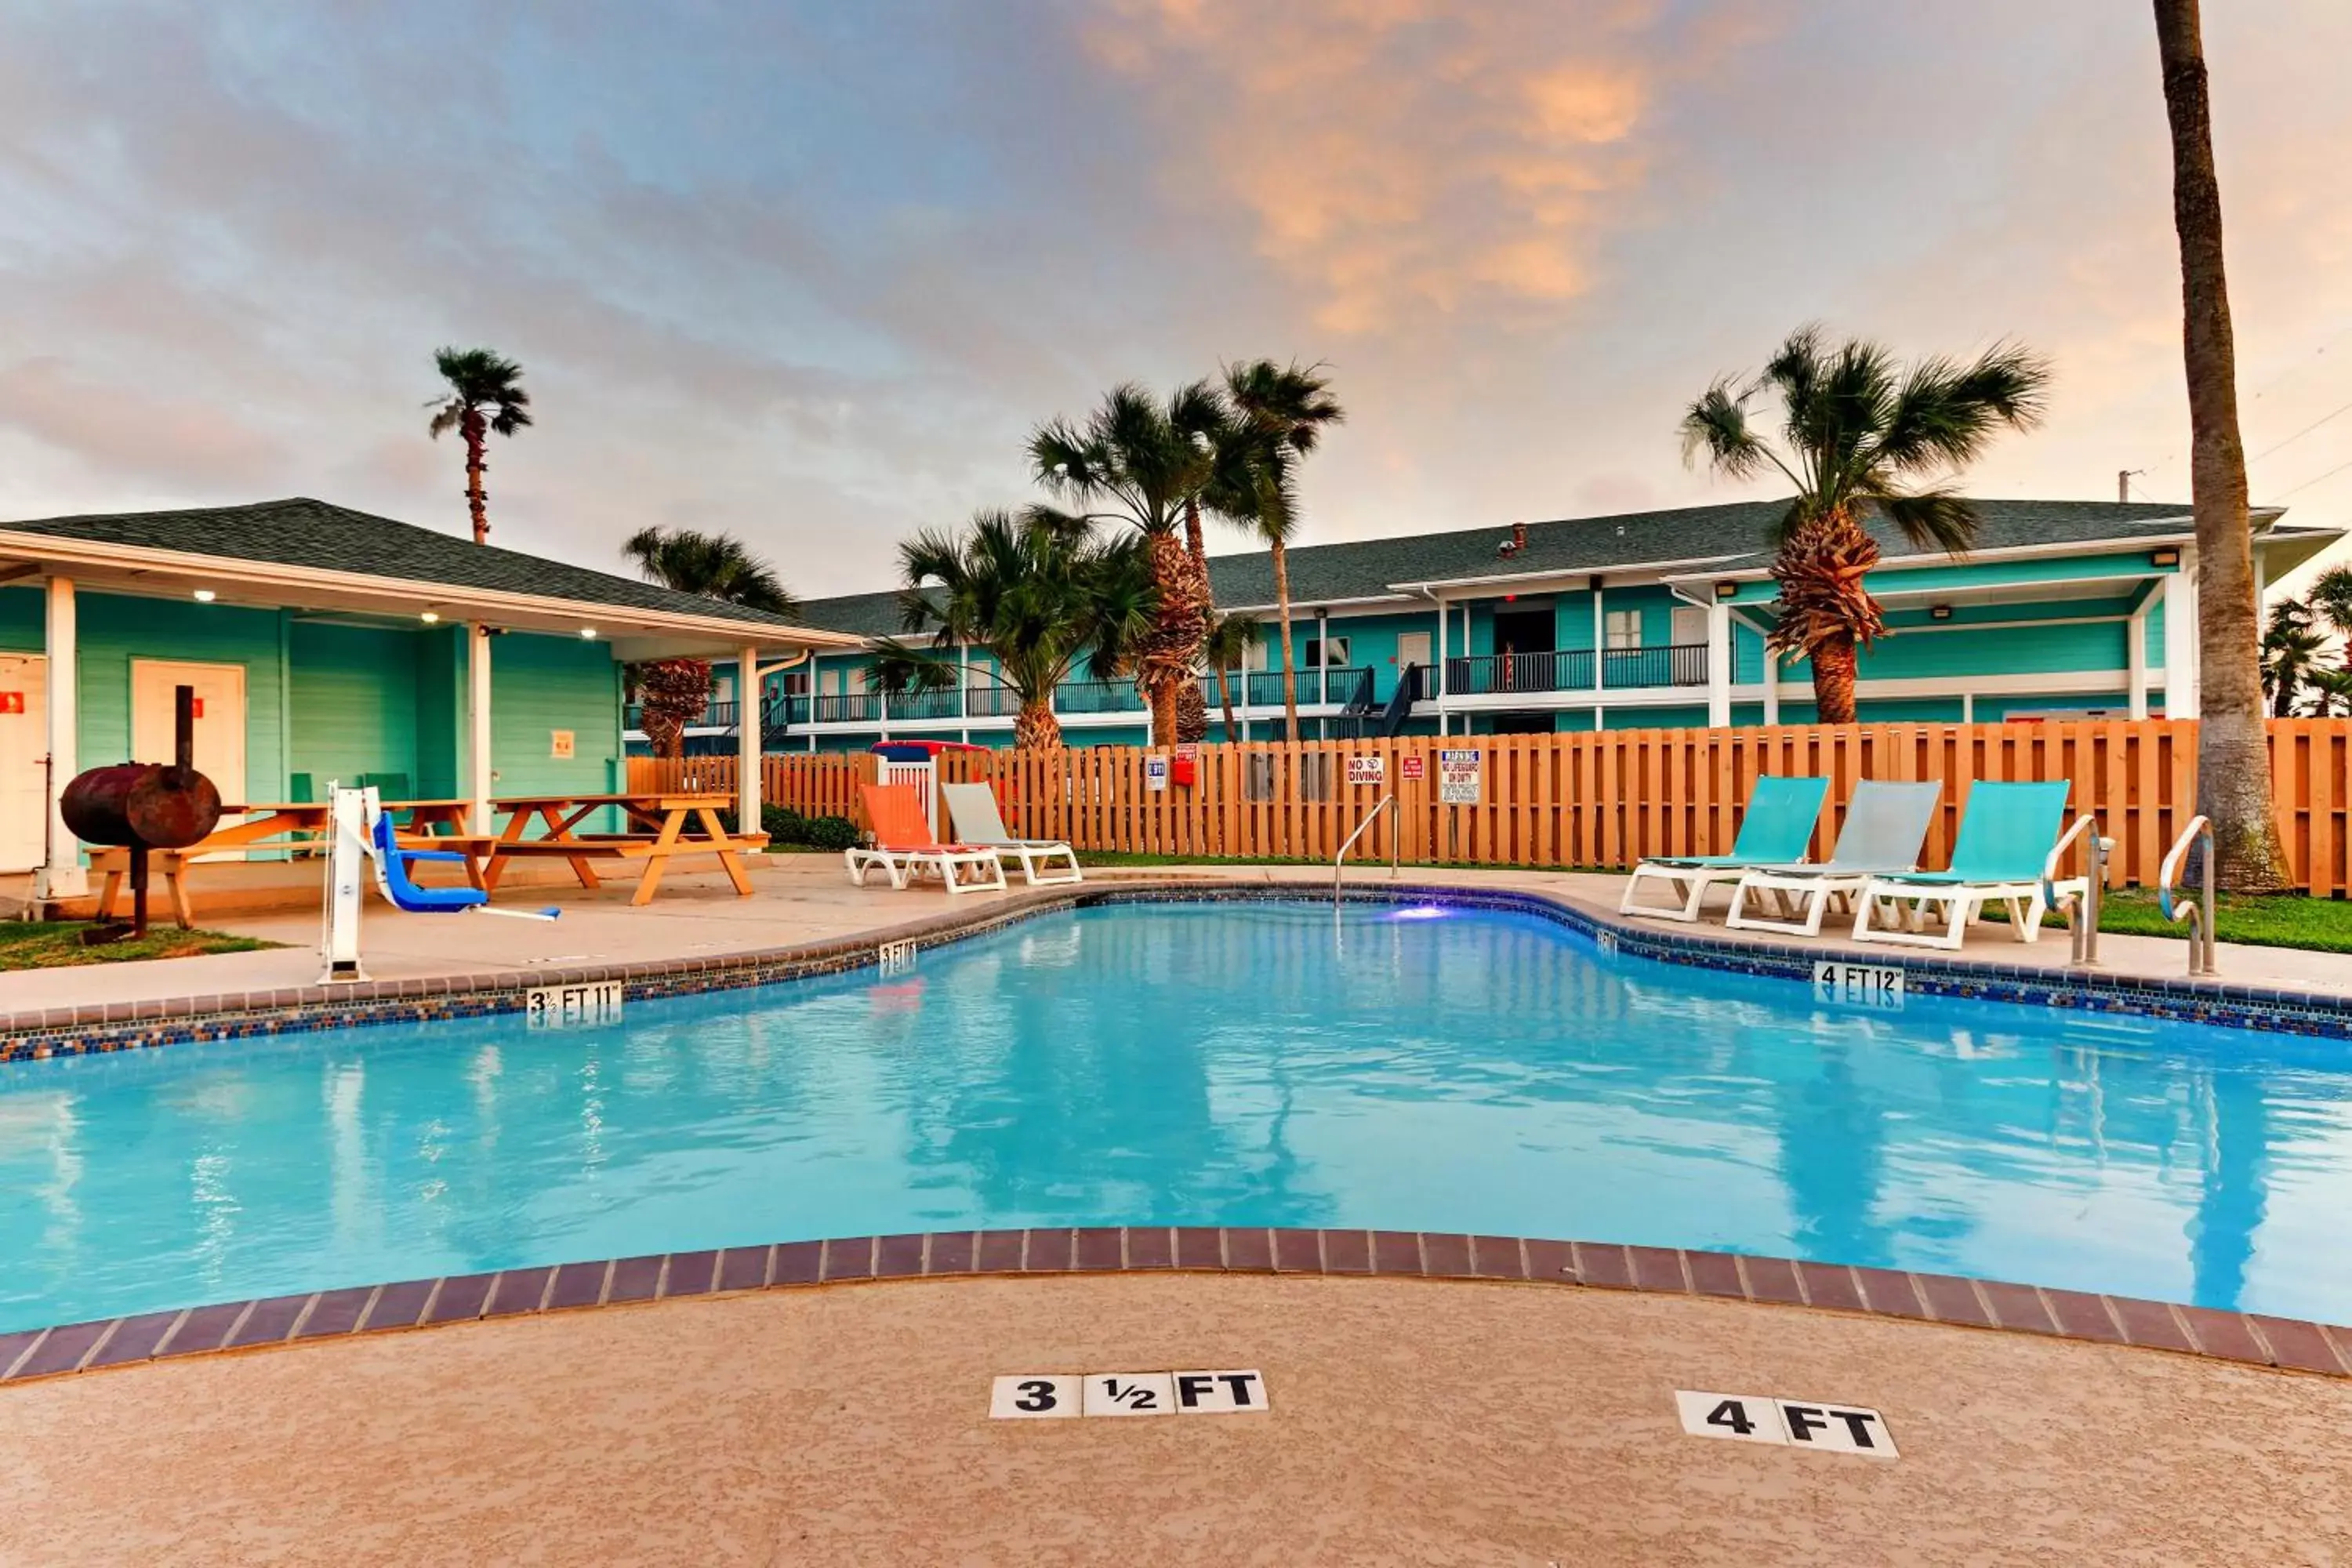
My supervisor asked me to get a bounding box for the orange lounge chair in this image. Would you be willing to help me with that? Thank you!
[845,782,1008,895]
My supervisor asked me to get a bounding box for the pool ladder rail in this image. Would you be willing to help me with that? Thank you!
[1334,793,1399,896]
[2042,813,2114,969]
[2157,815,2220,978]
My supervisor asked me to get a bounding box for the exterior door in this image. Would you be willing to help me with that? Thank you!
[131,661,248,852]
[0,654,45,873]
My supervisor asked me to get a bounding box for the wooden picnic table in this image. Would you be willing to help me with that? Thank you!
[482,792,766,906]
[91,799,483,927]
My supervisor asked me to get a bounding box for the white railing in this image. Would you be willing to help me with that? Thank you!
[2041,813,2112,967]
[1334,793,1398,895]
[2158,815,2219,977]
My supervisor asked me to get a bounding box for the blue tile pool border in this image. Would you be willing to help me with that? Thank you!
[2,1228,2345,1392]
[8,877,2352,1066]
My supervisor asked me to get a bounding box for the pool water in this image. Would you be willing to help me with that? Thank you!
[5,900,2351,1333]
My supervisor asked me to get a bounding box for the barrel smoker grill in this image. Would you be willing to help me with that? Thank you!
[59,684,222,942]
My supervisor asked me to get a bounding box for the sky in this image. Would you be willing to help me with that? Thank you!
[2,0,2348,600]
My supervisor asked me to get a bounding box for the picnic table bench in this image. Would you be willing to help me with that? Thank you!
[481,793,767,906]
[91,799,481,927]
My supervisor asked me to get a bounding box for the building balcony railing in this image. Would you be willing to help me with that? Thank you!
[1054,678,1147,715]
[965,684,1024,719]
[1443,644,1708,695]
[624,699,742,730]
[1200,666,1374,710]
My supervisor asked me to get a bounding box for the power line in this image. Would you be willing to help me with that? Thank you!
[2275,454,2352,503]
[2249,396,2352,466]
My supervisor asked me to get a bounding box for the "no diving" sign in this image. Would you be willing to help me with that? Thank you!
[1674,1390,1897,1457]
[990,1370,1269,1419]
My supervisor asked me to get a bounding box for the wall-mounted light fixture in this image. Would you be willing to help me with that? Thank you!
[1929,604,1954,621]
[2151,548,2181,567]
[419,609,441,624]
[191,589,216,603]
[1714,581,1738,600]
[579,627,598,640]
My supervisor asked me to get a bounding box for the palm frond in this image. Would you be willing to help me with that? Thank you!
[1864,484,1983,557]
[1679,379,1773,479]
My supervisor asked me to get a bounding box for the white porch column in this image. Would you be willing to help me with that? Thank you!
[2161,554,2199,719]
[2126,599,2151,720]
[1434,595,1449,736]
[35,575,86,901]
[1316,608,1330,709]
[468,624,494,835]
[1762,648,1781,726]
[1705,598,1732,728]
[1591,584,1606,693]
[738,645,761,838]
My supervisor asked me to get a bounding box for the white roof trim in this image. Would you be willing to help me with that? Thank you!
[0,529,865,651]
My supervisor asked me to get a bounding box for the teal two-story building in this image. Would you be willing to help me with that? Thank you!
[684,498,2339,753]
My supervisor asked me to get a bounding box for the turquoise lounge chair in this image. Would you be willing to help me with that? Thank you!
[1618,775,1830,923]
[1852,780,2082,949]
[1726,780,1943,938]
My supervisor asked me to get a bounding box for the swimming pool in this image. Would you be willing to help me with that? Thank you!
[4,898,2350,1333]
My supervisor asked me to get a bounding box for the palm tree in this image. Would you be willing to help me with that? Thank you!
[2154,0,2288,891]
[1200,609,1260,742]
[619,527,797,758]
[2303,565,2352,670]
[622,526,800,615]
[870,507,1156,751]
[426,347,532,545]
[2261,600,2328,717]
[2305,668,2352,719]
[1680,328,2051,724]
[1030,383,1224,747]
[1210,360,1346,742]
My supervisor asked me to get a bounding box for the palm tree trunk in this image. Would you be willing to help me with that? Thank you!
[1272,538,1300,742]
[1214,666,1238,742]
[460,408,492,545]
[1809,633,1860,726]
[2156,0,2289,892]
[1140,529,1200,748]
[1014,702,1062,752]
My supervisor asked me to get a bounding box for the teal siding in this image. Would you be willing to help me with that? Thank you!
[415,628,463,799]
[486,633,623,800]
[0,586,38,652]
[77,593,286,797]
[288,623,420,790]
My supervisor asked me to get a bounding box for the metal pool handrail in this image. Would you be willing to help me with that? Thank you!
[2158,815,2219,977]
[1335,793,1398,895]
[2041,813,2112,967]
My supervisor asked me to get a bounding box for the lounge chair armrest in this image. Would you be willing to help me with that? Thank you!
[400,848,472,864]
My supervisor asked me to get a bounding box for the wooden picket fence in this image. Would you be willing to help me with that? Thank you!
[627,720,2352,895]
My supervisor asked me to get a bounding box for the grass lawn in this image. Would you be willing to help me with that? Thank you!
[2055,888,2352,955]
[0,920,277,971]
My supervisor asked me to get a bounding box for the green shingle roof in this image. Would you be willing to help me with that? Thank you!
[1,496,817,630]
[789,497,2239,635]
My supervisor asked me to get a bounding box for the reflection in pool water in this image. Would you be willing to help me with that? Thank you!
[2,900,2348,1331]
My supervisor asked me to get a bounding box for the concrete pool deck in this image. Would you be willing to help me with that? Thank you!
[4,853,2350,1020]
[8,861,2352,1562]
[6,1270,2349,1565]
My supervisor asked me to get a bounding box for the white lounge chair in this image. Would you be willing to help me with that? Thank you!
[844,782,1007,895]
[1619,775,1830,923]
[1852,781,2083,949]
[1726,780,1942,938]
[941,782,1082,886]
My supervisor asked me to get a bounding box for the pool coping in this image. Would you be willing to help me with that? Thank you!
[9,874,2352,1065]
[9,877,2352,1361]
[4,1228,2346,1392]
